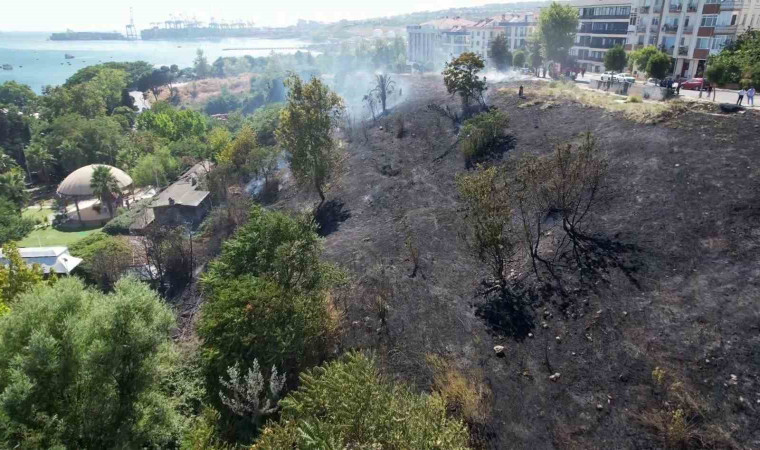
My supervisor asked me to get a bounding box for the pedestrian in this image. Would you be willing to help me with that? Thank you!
[581,68,586,78]
[707,84,713,98]
[748,86,755,106]
[676,81,681,95]
[737,87,746,105]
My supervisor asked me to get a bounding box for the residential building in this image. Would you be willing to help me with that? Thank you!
[406,17,476,68]
[406,13,537,68]
[0,247,82,275]
[149,162,213,227]
[469,13,538,60]
[570,0,634,73]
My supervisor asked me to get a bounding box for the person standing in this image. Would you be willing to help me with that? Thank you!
[748,86,755,106]
[737,87,746,105]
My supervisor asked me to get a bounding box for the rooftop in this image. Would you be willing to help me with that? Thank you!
[0,247,82,274]
[150,161,213,208]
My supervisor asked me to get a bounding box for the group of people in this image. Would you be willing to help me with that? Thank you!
[737,87,756,106]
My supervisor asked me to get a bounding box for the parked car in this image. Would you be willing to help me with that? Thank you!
[600,71,616,82]
[679,78,710,90]
[614,72,636,84]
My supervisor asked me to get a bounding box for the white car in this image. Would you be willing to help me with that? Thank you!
[600,71,616,82]
[614,73,636,84]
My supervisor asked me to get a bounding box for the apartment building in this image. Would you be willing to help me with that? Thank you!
[406,17,476,68]
[570,0,634,73]
[406,13,537,68]
[468,13,538,60]
[570,0,757,78]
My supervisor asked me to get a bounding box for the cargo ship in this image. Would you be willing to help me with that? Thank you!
[50,31,127,41]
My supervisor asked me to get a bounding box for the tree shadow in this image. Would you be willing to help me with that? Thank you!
[314,199,351,237]
[473,283,536,341]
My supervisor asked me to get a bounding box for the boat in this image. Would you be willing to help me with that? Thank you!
[65,53,75,59]
[1,64,12,70]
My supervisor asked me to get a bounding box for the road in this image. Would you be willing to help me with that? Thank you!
[576,73,757,108]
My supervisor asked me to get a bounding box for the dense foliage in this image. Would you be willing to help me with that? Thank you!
[460,109,510,158]
[604,45,628,72]
[69,232,132,291]
[443,52,488,112]
[0,277,182,448]
[0,199,34,246]
[537,2,579,65]
[489,34,512,71]
[707,29,760,87]
[253,352,470,449]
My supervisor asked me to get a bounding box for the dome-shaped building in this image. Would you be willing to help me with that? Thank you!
[57,164,133,225]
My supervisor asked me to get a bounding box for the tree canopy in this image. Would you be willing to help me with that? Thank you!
[707,29,760,87]
[276,75,345,204]
[537,2,579,65]
[604,45,628,72]
[513,50,527,68]
[0,277,181,448]
[0,82,37,109]
[646,51,672,80]
[489,34,512,71]
[442,52,488,112]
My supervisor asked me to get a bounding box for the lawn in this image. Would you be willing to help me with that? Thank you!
[18,226,102,248]
[22,205,55,224]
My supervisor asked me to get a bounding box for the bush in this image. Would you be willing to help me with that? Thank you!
[203,205,328,293]
[627,95,643,103]
[102,198,153,235]
[69,232,132,291]
[0,198,34,246]
[460,109,510,158]
[0,277,181,448]
[252,353,470,449]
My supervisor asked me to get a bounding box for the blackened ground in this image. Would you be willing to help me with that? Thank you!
[273,76,760,449]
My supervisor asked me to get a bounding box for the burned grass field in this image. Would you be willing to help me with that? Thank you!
[273,76,760,449]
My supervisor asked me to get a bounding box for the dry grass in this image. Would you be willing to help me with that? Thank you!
[504,82,688,124]
[426,354,491,424]
[157,73,254,108]
[634,367,738,449]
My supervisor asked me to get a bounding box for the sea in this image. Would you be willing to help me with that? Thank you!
[0,32,311,93]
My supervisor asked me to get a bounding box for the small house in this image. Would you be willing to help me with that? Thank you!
[150,162,213,227]
[0,247,82,275]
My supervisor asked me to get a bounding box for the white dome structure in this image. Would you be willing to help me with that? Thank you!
[57,164,133,197]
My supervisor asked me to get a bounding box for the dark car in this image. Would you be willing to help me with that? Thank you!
[679,78,710,90]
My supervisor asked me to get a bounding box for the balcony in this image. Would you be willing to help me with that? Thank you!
[580,14,631,19]
[714,24,737,34]
[636,24,647,32]
[662,24,679,33]
[579,55,605,62]
[661,45,676,55]
[580,27,629,34]
[719,0,743,10]
[640,5,651,12]
[650,25,660,32]
[682,25,694,33]
[653,5,663,12]
[669,3,683,12]
[687,3,698,11]
[678,46,688,55]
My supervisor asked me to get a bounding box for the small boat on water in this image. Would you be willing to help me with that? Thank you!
[64,53,75,59]
[1,64,12,70]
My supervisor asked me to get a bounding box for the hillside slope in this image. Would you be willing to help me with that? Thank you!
[275,76,760,449]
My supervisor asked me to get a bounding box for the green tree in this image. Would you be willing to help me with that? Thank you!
[0,169,28,210]
[372,74,396,115]
[705,58,736,101]
[513,50,527,68]
[137,103,207,141]
[628,45,660,73]
[245,103,284,146]
[194,49,212,78]
[537,2,579,65]
[0,242,46,310]
[218,125,257,169]
[0,277,181,448]
[646,51,672,80]
[460,109,510,159]
[276,75,345,204]
[604,45,628,72]
[489,34,512,71]
[131,147,180,188]
[69,232,132,291]
[252,352,470,449]
[90,165,120,217]
[528,36,544,75]
[91,68,129,114]
[0,199,34,246]
[442,52,488,113]
[23,142,54,182]
[0,81,37,109]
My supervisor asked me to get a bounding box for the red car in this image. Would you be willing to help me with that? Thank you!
[679,78,711,90]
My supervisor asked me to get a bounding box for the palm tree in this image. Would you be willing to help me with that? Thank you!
[372,74,395,116]
[90,166,120,218]
[0,169,29,210]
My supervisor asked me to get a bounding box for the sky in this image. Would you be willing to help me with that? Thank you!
[1,0,505,32]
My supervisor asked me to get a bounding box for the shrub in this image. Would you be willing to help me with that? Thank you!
[460,109,510,158]
[252,352,470,449]
[102,197,153,235]
[0,277,181,448]
[203,205,328,293]
[627,95,643,103]
[69,232,132,291]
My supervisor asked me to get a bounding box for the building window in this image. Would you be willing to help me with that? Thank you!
[700,15,717,26]
[696,37,709,48]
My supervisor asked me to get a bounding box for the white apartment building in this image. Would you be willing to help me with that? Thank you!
[570,0,758,78]
[406,13,537,68]
[570,0,635,73]
[469,13,538,60]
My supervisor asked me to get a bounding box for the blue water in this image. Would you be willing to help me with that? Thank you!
[0,32,311,93]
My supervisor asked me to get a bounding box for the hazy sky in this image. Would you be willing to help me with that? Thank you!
[1,0,504,32]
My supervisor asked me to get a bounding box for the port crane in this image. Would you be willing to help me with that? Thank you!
[126,7,138,39]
